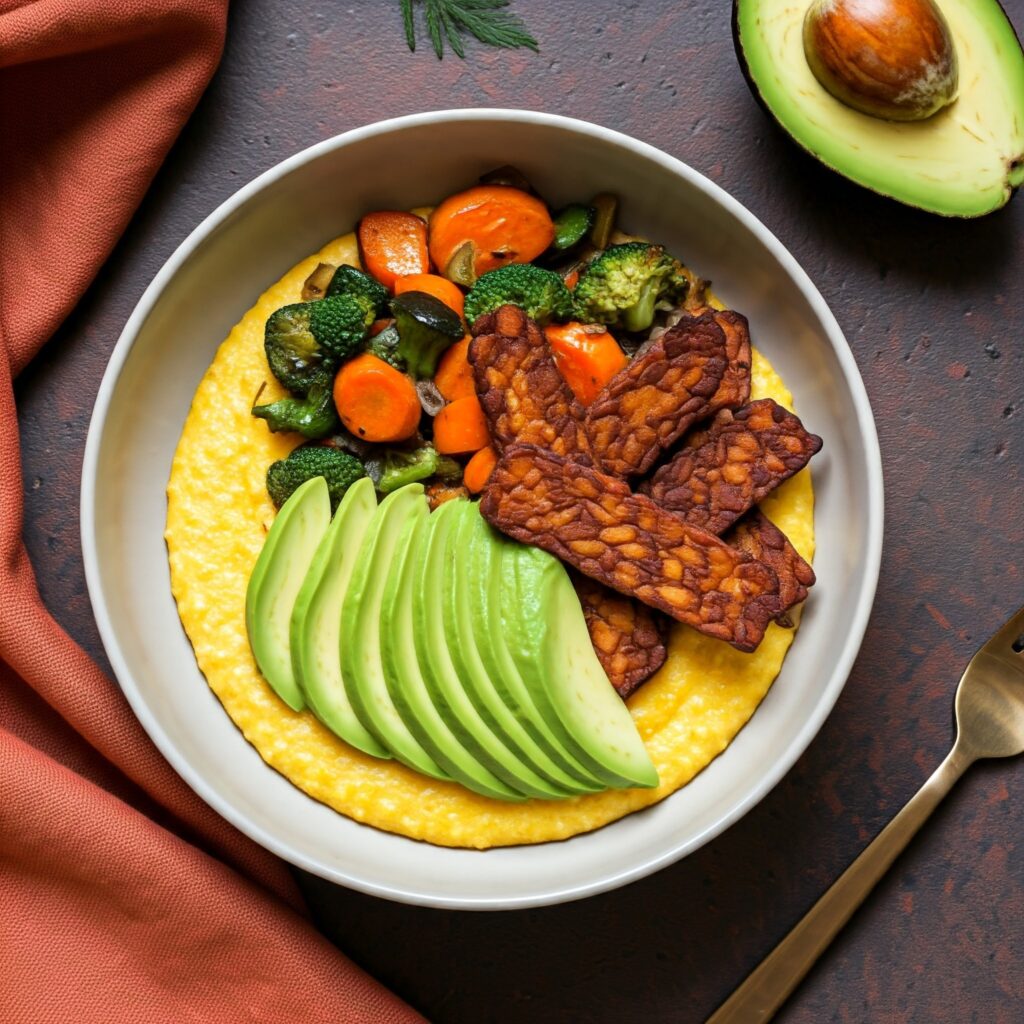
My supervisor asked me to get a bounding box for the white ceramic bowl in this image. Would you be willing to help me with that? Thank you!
[82,109,883,909]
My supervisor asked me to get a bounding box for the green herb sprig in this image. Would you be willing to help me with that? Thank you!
[400,0,538,59]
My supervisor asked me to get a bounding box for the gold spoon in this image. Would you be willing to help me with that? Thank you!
[708,603,1024,1023]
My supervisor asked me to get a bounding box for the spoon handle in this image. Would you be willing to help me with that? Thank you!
[706,745,972,1024]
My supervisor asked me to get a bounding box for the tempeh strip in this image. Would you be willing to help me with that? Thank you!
[574,575,667,697]
[641,398,822,533]
[705,310,752,415]
[583,312,727,478]
[480,445,781,652]
[468,304,591,460]
[729,510,815,624]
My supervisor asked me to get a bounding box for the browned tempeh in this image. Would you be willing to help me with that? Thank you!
[729,510,815,624]
[480,444,781,652]
[583,312,727,478]
[705,310,752,415]
[574,575,668,697]
[468,305,591,461]
[641,399,822,533]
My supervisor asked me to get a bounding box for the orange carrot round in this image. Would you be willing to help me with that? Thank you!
[463,445,498,493]
[358,212,429,291]
[433,336,476,401]
[545,322,628,406]
[369,317,394,337]
[395,274,465,320]
[332,354,420,443]
[432,395,490,454]
[429,186,554,281]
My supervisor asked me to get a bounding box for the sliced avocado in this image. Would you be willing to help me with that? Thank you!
[504,542,658,789]
[461,505,605,793]
[412,501,569,800]
[290,478,389,759]
[381,507,524,801]
[245,476,331,711]
[340,484,448,780]
[733,0,1024,216]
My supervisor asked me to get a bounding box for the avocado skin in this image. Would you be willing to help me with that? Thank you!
[731,0,1024,217]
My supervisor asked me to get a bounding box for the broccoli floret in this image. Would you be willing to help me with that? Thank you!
[377,444,465,494]
[264,295,373,394]
[252,372,339,439]
[266,445,365,511]
[365,324,405,370]
[573,242,688,332]
[308,293,375,358]
[325,264,390,319]
[463,264,573,327]
[391,291,464,379]
[378,445,440,494]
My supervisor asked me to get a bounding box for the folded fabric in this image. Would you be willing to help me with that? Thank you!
[0,3,423,1021]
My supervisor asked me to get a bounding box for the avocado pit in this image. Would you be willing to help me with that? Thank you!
[803,0,959,121]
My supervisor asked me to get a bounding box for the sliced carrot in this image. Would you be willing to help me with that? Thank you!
[463,445,498,493]
[358,212,429,291]
[429,185,555,281]
[433,336,476,401]
[432,395,490,455]
[545,322,628,406]
[332,353,420,443]
[563,268,580,290]
[395,274,465,320]
[369,317,394,337]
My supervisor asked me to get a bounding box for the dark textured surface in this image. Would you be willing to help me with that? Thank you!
[14,1,1024,1020]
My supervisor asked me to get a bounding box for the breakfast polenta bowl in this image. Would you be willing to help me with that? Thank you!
[166,166,820,850]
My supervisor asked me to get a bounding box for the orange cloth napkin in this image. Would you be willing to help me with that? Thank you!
[0,4,425,1021]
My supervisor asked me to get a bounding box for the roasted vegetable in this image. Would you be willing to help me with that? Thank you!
[391,290,464,378]
[463,264,573,327]
[358,211,429,290]
[332,353,421,443]
[587,193,618,250]
[365,323,405,369]
[429,185,554,281]
[551,204,595,251]
[251,373,339,439]
[263,296,375,393]
[266,444,365,511]
[573,242,688,332]
[325,264,390,319]
[378,445,441,493]
[301,262,335,301]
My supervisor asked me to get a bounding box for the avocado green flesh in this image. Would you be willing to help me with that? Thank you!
[381,509,524,801]
[413,501,567,800]
[464,509,605,793]
[448,503,595,797]
[245,476,331,711]
[340,485,448,780]
[503,543,658,789]
[290,478,389,759]
[735,0,1024,216]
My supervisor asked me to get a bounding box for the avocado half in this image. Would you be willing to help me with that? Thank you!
[732,0,1024,216]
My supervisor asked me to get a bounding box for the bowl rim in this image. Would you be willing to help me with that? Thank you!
[80,108,884,909]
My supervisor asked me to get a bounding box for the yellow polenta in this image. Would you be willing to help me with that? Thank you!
[166,231,815,849]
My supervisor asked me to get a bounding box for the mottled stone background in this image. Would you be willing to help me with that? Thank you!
[15,2,1023,1021]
